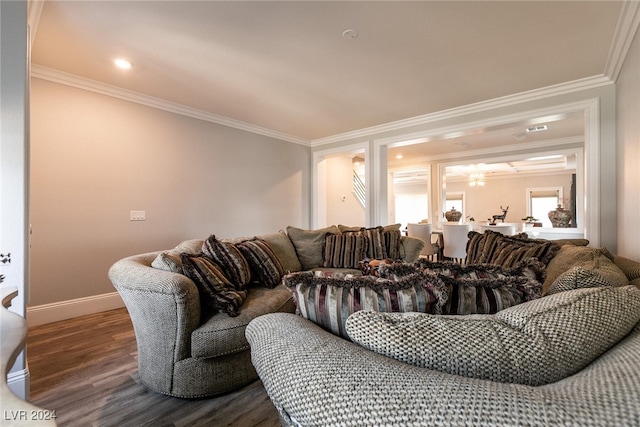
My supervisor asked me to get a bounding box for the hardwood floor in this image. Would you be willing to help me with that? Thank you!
[27,308,280,427]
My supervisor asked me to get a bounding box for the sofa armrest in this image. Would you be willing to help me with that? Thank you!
[248,313,623,427]
[108,252,201,393]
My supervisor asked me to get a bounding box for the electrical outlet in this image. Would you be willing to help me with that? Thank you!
[130,210,146,221]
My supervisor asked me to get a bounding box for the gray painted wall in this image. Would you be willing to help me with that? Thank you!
[29,78,310,306]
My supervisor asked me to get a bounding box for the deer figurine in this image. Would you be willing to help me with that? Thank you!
[490,205,509,224]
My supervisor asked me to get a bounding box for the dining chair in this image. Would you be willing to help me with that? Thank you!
[441,223,472,264]
[406,223,440,260]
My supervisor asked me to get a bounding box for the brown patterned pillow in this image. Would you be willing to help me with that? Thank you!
[441,275,542,315]
[322,232,367,269]
[383,228,402,260]
[236,238,285,289]
[378,260,542,315]
[391,257,547,284]
[202,235,251,288]
[283,270,447,339]
[181,253,247,317]
[361,226,387,259]
[466,230,559,268]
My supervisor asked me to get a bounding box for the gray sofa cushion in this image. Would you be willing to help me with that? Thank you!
[543,245,615,294]
[191,284,294,358]
[286,225,340,270]
[346,285,640,386]
[547,255,629,295]
[151,239,204,273]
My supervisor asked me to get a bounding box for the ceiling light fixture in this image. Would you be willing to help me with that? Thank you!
[396,154,403,159]
[469,173,486,187]
[114,58,133,70]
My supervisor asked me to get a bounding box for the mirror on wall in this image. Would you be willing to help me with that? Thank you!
[440,149,582,234]
[386,111,586,238]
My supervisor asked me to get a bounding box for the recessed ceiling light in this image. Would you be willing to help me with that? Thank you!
[114,58,133,70]
[396,154,403,159]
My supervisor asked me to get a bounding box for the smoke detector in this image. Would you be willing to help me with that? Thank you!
[342,29,359,39]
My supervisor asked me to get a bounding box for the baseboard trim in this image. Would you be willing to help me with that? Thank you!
[7,368,30,400]
[27,292,125,327]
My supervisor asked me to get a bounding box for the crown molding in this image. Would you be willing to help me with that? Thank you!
[27,1,44,48]
[30,65,311,147]
[27,1,637,150]
[310,75,612,147]
[605,0,640,82]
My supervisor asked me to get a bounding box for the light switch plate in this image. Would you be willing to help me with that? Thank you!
[130,210,146,221]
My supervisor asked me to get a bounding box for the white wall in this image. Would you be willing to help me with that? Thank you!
[324,156,365,226]
[616,27,640,260]
[29,78,310,307]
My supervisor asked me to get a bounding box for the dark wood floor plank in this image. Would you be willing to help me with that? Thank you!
[27,307,280,427]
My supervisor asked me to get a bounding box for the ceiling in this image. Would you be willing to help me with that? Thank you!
[31,1,626,144]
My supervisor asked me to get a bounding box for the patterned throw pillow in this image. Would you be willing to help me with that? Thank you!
[283,270,447,339]
[337,224,403,260]
[383,228,402,260]
[358,226,387,260]
[466,230,559,268]
[322,232,367,269]
[345,286,640,386]
[202,235,251,288]
[378,259,544,314]
[181,253,247,317]
[440,275,541,315]
[259,230,303,273]
[387,258,546,284]
[236,238,285,289]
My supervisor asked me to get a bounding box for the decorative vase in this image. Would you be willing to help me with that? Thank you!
[445,207,462,223]
[548,205,572,228]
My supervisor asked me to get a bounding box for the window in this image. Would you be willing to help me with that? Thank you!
[395,193,429,230]
[527,188,561,228]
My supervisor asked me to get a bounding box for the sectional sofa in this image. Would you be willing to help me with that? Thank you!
[246,231,640,426]
[108,224,424,398]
